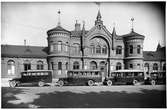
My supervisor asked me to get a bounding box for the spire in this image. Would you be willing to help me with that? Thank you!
[96,10,102,20]
[95,10,103,26]
[112,22,116,35]
[57,9,61,26]
[131,17,134,32]
[81,21,85,69]
[156,42,161,51]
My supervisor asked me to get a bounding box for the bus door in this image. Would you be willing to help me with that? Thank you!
[67,71,74,83]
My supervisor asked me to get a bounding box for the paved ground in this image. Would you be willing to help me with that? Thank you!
[2,85,166,108]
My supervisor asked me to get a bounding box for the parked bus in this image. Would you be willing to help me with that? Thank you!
[103,70,145,86]
[145,71,166,85]
[57,70,102,86]
[9,70,53,87]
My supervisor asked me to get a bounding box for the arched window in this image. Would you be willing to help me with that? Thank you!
[90,61,97,70]
[137,45,141,54]
[37,61,44,70]
[129,45,133,54]
[100,61,106,71]
[58,62,62,70]
[90,44,95,54]
[153,63,158,70]
[53,44,56,51]
[65,62,68,70]
[144,63,149,71]
[102,45,107,54]
[96,45,101,54]
[163,63,166,71]
[7,60,15,75]
[58,41,62,51]
[24,60,31,71]
[73,61,80,70]
[116,46,122,54]
[65,42,68,52]
[116,62,122,70]
[73,43,80,54]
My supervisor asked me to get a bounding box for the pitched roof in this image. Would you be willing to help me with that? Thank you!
[71,30,89,37]
[1,45,48,58]
[143,47,166,61]
[2,45,165,61]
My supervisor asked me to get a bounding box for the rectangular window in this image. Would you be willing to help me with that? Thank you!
[58,62,62,70]
[129,64,133,69]
[50,45,54,52]
[24,64,31,71]
[137,45,141,54]
[129,45,133,54]
[58,41,62,51]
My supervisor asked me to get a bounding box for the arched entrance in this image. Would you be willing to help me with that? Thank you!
[90,61,97,70]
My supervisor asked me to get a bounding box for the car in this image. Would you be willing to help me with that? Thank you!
[9,70,53,87]
[103,69,145,86]
[145,71,166,85]
[57,70,102,86]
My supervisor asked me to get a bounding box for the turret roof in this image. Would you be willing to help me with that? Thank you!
[47,25,70,33]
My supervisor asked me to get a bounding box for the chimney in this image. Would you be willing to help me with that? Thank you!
[75,20,81,31]
[24,39,26,46]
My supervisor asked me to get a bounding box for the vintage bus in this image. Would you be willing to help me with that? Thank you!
[9,70,53,87]
[57,70,102,86]
[103,70,145,86]
[145,71,166,85]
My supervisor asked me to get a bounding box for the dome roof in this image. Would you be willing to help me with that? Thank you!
[47,25,70,34]
[123,30,144,37]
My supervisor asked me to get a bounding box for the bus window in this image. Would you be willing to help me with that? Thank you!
[138,72,143,76]
[95,72,99,76]
[37,72,40,76]
[32,73,36,76]
[74,72,78,77]
[44,72,48,75]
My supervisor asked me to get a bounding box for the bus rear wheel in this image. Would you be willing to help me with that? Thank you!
[107,80,113,86]
[151,80,156,85]
[9,81,17,88]
[38,81,45,87]
[58,80,64,87]
[88,80,94,86]
[133,80,138,86]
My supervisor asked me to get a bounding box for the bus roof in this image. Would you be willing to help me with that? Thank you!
[21,70,53,73]
[111,69,144,73]
[68,69,101,72]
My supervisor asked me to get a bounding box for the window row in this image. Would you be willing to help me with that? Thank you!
[57,61,122,71]
[129,45,141,54]
[144,63,166,71]
[90,45,107,54]
[7,60,44,75]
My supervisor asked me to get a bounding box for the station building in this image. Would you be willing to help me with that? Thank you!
[1,10,166,79]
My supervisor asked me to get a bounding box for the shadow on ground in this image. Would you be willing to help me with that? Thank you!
[2,87,166,108]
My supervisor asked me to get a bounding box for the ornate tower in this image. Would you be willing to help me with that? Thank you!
[123,18,145,70]
[47,10,70,78]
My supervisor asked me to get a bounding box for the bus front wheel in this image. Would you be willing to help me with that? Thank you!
[107,80,113,86]
[58,80,64,86]
[38,81,45,87]
[88,80,94,86]
[9,81,17,88]
[151,80,156,85]
[133,80,138,85]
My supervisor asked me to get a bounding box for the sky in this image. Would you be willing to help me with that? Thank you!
[1,2,165,51]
